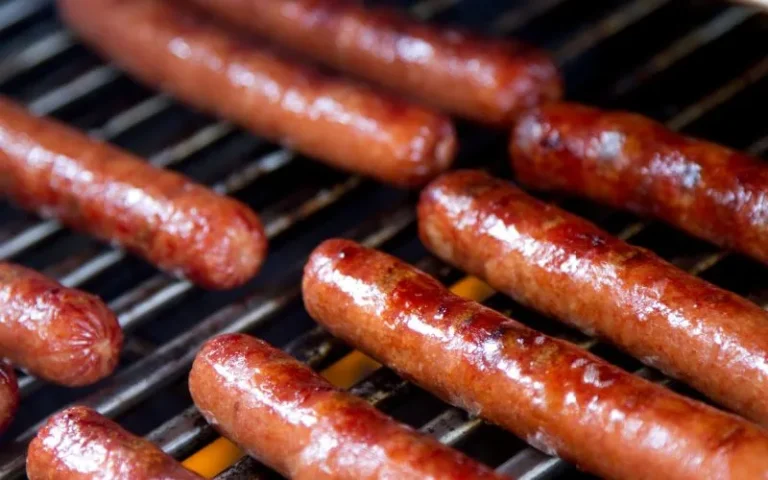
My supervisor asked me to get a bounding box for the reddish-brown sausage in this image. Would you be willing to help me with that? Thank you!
[418,170,768,426]
[0,262,121,386]
[303,239,768,480]
[27,406,203,480]
[183,0,562,125]
[0,361,19,434]
[0,97,266,290]
[59,0,456,188]
[189,333,509,480]
[511,102,768,265]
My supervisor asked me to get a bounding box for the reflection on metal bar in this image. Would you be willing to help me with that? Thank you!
[0,0,49,35]
[554,0,671,64]
[0,30,74,85]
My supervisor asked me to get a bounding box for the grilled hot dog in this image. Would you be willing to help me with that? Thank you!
[0,361,18,435]
[0,262,121,386]
[59,0,456,188]
[511,102,768,265]
[184,0,563,125]
[27,406,203,480]
[0,97,266,290]
[419,170,768,426]
[189,333,508,480]
[303,239,768,480]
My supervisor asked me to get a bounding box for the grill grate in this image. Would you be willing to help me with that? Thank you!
[0,0,766,478]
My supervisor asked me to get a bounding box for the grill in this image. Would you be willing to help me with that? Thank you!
[0,0,766,478]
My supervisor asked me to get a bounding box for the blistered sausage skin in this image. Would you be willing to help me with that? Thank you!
[303,239,768,480]
[0,361,19,435]
[511,102,768,265]
[418,170,768,426]
[189,333,508,480]
[184,0,563,125]
[26,406,203,480]
[0,97,266,290]
[0,262,122,387]
[59,0,456,188]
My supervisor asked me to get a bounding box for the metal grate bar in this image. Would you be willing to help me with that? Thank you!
[553,0,672,64]
[0,0,49,35]
[0,30,75,85]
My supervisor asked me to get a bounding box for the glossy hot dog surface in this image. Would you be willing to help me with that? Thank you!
[189,333,508,480]
[0,97,266,289]
[60,0,456,188]
[303,239,768,480]
[26,406,203,480]
[418,170,768,426]
[0,362,18,435]
[0,262,121,386]
[511,102,768,265]
[186,0,563,125]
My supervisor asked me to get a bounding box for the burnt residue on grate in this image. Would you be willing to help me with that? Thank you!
[0,0,766,479]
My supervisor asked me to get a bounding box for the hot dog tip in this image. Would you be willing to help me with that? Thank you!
[27,406,203,480]
[0,263,122,387]
[0,361,19,435]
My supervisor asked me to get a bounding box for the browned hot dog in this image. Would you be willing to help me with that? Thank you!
[303,239,768,480]
[189,333,509,480]
[418,170,768,426]
[183,0,563,125]
[0,262,121,387]
[26,406,203,480]
[511,102,768,265]
[59,0,456,188]
[0,97,266,290]
[0,361,19,435]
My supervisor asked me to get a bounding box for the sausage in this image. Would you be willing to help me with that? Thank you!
[418,169,768,426]
[0,262,122,386]
[59,0,456,188]
[26,406,204,480]
[0,97,266,290]
[511,102,768,265]
[0,361,19,434]
[183,0,563,125]
[303,239,768,480]
[189,333,508,480]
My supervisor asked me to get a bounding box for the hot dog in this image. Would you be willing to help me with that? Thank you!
[182,0,563,126]
[0,97,266,290]
[418,170,768,426]
[511,102,768,265]
[59,0,456,188]
[26,406,203,480]
[303,239,768,480]
[189,333,508,480]
[0,361,19,435]
[0,262,121,387]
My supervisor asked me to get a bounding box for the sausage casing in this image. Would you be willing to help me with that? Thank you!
[303,239,768,480]
[59,0,456,188]
[0,262,122,386]
[511,102,768,265]
[189,333,508,480]
[185,0,563,125]
[0,361,19,435]
[419,170,768,426]
[26,406,203,480]
[0,97,266,290]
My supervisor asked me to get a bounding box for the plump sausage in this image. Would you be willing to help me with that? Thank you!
[183,0,562,125]
[418,170,768,426]
[303,239,768,480]
[0,361,19,435]
[511,102,768,265]
[59,0,456,188]
[0,262,122,387]
[189,333,508,480]
[26,406,203,480]
[0,97,266,290]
